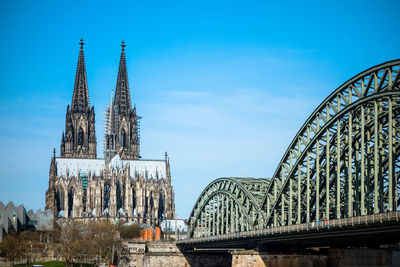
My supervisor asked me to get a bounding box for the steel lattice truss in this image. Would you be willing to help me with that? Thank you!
[187,178,270,238]
[187,59,400,239]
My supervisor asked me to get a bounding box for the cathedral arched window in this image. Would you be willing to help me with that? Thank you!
[120,129,126,147]
[68,125,74,142]
[158,191,165,221]
[150,194,154,217]
[144,196,149,217]
[78,128,84,146]
[68,188,74,217]
[116,181,123,212]
[56,189,65,214]
[132,188,136,216]
[103,183,111,217]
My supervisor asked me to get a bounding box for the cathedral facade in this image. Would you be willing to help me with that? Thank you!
[45,39,175,225]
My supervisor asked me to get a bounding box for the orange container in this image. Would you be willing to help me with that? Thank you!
[139,229,145,241]
[154,226,161,241]
[147,228,153,241]
[143,229,148,241]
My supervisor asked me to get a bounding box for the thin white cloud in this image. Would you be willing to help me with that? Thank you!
[139,88,323,217]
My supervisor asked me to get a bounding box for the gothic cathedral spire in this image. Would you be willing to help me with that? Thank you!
[114,41,131,115]
[71,38,90,112]
[61,39,97,159]
[104,41,140,161]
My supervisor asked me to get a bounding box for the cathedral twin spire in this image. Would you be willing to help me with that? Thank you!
[61,39,139,160]
[71,38,90,113]
[105,40,140,161]
[114,41,132,115]
[61,39,96,159]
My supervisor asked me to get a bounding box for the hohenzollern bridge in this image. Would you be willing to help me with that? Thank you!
[178,59,400,251]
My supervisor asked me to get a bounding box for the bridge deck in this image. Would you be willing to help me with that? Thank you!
[178,211,400,251]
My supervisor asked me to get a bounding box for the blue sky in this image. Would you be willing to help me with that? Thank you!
[0,0,399,218]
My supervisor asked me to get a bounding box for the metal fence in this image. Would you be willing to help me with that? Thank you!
[179,211,400,244]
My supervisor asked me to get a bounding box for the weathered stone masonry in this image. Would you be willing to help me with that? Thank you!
[46,39,175,225]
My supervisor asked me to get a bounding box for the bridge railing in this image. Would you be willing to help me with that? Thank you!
[179,211,400,244]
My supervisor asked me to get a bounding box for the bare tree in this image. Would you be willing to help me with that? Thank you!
[49,220,127,266]
[119,224,142,238]
[52,220,85,267]
[19,231,38,267]
[85,220,120,265]
[0,233,22,266]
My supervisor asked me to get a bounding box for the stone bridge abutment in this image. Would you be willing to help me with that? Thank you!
[121,240,399,267]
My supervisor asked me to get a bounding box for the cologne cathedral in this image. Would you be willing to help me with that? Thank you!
[45,39,175,225]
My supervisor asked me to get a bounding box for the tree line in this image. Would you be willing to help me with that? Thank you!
[0,220,142,267]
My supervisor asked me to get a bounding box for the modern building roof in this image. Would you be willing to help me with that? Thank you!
[0,201,54,242]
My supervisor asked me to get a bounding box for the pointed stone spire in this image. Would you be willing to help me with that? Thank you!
[46,148,57,217]
[71,38,90,112]
[61,38,97,159]
[105,41,140,160]
[165,151,171,184]
[49,148,57,176]
[114,40,131,115]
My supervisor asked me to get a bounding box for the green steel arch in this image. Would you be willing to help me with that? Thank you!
[261,59,400,227]
[187,177,270,238]
[187,59,400,238]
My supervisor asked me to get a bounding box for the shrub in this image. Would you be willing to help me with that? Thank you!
[119,224,142,238]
